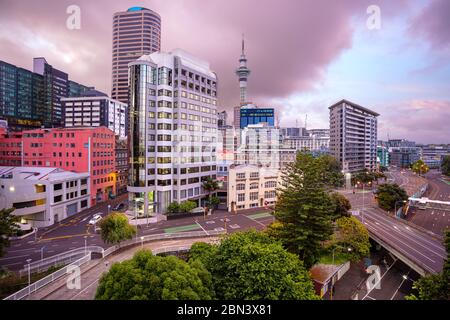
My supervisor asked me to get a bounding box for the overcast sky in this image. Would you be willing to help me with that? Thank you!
[0,0,449,143]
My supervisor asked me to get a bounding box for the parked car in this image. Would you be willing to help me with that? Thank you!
[88,213,102,225]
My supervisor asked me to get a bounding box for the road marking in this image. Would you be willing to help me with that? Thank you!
[194,221,208,234]
[0,254,30,261]
[164,224,201,234]
[40,233,90,241]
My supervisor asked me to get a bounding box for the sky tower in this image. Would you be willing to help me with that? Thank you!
[235,35,251,106]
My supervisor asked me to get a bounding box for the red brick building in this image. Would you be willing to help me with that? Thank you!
[20,127,116,205]
[0,127,22,166]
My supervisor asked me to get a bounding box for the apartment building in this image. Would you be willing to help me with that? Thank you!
[329,99,379,174]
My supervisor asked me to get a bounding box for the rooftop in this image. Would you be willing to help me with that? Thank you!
[329,99,380,117]
[0,166,89,181]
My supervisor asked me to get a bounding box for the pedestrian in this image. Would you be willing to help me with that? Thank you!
[105,260,109,268]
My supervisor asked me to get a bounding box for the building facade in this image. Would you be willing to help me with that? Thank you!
[62,90,128,138]
[235,123,296,169]
[227,164,280,212]
[115,136,129,195]
[420,144,450,169]
[329,99,379,174]
[0,166,90,228]
[0,58,93,130]
[13,127,116,205]
[0,127,22,166]
[128,49,218,216]
[240,104,275,129]
[112,7,162,103]
[283,135,330,153]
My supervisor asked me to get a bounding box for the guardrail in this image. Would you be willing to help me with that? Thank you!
[4,253,92,300]
[18,246,104,277]
[102,229,225,258]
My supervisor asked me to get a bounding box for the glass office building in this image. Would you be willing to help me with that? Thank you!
[240,106,275,129]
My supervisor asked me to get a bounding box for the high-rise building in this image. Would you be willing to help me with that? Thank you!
[61,90,128,138]
[0,58,94,130]
[329,99,379,173]
[115,136,129,195]
[239,104,275,129]
[128,49,218,216]
[218,111,227,127]
[112,7,162,103]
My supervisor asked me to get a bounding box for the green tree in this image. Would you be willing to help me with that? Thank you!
[406,230,450,300]
[202,177,219,204]
[0,208,20,257]
[178,200,197,213]
[332,216,370,262]
[274,152,337,268]
[375,183,409,211]
[441,155,450,177]
[166,202,180,214]
[98,212,136,246]
[190,230,318,300]
[411,159,429,176]
[96,250,214,300]
[330,192,352,218]
[317,155,345,188]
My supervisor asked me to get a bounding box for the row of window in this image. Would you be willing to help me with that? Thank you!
[236,191,276,202]
[236,181,277,190]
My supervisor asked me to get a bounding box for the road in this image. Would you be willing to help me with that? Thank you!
[0,202,274,273]
[406,170,450,236]
[340,168,446,275]
[28,237,219,300]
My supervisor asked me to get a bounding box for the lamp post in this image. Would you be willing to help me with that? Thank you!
[107,204,111,215]
[84,235,87,256]
[140,236,144,248]
[330,247,352,301]
[40,246,45,262]
[26,258,32,295]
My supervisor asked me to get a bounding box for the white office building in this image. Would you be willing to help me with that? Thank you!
[227,164,280,212]
[0,167,90,228]
[329,99,379,174]
[127,49,218,216]
[61,90,128,138]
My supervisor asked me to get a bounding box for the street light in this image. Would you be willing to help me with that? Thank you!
[140,236,144,248]
[26,258,32,295]
[330,247,352,301]
[84,235,88,256]
[40,246,45,262]
[107,204,111,215]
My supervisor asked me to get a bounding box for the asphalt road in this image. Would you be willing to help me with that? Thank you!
[0,203,273,272]
[406,170,450,236]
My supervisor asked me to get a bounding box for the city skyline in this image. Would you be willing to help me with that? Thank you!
[0,0,449,143]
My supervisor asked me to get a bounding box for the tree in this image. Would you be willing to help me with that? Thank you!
[178,200,197,213]
[375,183,409,211]
[190,230,318,300]
[166,202,180,214]
[330,192,352,218]
[98,212,136,246]
[411,159,429,176]
[0,208,20,257]
[331,216,370,262]
[441,155,450,177]
[406,230,450,300]
[96,250,214,300]
[274,152,337,268]
[317,155,344,188]
[202,177,219,204]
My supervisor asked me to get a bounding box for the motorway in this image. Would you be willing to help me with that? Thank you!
[341,168,446,275]
[406,170,450,236]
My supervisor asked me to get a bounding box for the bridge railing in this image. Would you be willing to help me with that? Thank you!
[4,253,92,300]
[18,246,103,277]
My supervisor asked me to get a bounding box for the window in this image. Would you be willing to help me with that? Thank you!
[236,173,245,179]
[265,181,277,188]
[54,183,62,191]
[250,183,259,190]
[237,193,245,202]
[236,183,246,191]
[250,172,259,179]
[264,191,276,199]
[54,195,63,203]
[250,192,259,201]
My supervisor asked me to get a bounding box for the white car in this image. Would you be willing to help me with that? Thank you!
[88,214,102,225]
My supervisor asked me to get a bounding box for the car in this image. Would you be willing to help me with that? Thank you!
[88,214,102,225]
[113,203,125,211]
